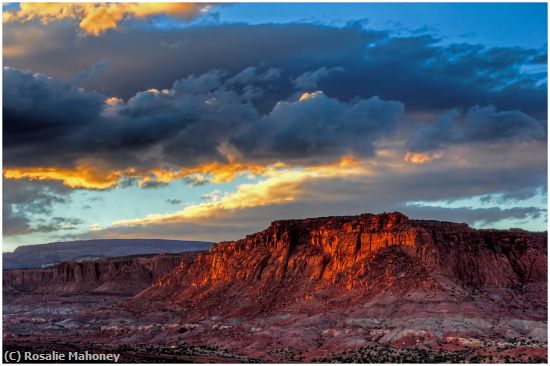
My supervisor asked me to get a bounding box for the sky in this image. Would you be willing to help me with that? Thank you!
[2,2,548,251]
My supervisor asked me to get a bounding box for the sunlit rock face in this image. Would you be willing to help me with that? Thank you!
[140,212,547,318]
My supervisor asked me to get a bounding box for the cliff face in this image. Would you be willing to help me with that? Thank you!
[3,252,198,295]
[4,213,546,318]
[415,219,546,286]
[140,212,546,316]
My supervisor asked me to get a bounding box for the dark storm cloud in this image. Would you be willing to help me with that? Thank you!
[70,59,109,86]
[292,66,344,90]
[3,22,378,101]
[3,67,246,168]
[2,179,74,236]
[3,20,547,193]
[31,216,84,233]
[407,105,546,152]
[115,69,261,167]
[4,67,104,142]
[4,22,545,118]
[341,35,547,119]
[480,186,547,205]
[235,92,403,160]
[401,205,545,228]
[4,66,404,171]
[109,69,404,165]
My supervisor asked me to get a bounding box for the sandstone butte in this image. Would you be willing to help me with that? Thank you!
[125,212,546,314]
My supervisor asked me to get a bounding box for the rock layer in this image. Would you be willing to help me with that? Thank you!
[135,212,546,318]
[3,252,198,295]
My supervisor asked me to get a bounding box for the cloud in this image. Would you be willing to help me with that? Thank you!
[3,66,257,173]
[4,163,130,190]
[70,59,109,86]
[407,105,546,152]
[4,65,543,198]
[226,66,281,85]
[108,156,366,227]
[3,19,547,240]
[82,140,547,241]
[3,2,207,36]
[2,160,271,190]
[31,216,84,233]
[402,204,545,228]
[4,67,404,190]
[3,67,105,168]
[2,22,381,100]
[3,179,71,237]
[292,66,344,89]
[234,91,404,161]
[4,21,544,121]
[3,209,31,237]
[404,151,443,164]
[480,186,547,205]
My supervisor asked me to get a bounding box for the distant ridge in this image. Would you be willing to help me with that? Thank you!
[3,239,212,269]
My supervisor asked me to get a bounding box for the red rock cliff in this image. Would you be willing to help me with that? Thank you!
[139,212,546,316]
[3,252,198,295]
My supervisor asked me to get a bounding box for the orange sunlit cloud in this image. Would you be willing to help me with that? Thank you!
[299,90,324,101]
[3,2,207,36]
[404,151,443,164]
[108,156,367,228]
[3,159,286,190]
[3,163,129,189]
[3,152,368,192]
[142,161,282,187]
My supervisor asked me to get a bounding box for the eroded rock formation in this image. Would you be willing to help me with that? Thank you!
[136,212,546,318]
[4,252,198,295]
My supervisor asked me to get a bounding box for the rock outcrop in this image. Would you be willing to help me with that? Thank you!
[137,212,546,317]
[3,252,199,295]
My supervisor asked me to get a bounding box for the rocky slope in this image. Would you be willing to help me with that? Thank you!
[3,252,199,296]
[136,212,546,314]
